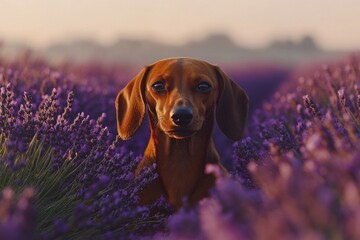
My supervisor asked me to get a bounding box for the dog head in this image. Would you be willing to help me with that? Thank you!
[115,58,249,140]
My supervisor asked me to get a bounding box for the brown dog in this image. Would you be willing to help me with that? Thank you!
[115,58,249,208]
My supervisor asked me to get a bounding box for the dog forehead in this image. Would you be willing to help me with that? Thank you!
[149,58,216,79]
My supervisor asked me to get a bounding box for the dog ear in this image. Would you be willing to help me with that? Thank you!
[214,66,249,141]
[115,66,151,140]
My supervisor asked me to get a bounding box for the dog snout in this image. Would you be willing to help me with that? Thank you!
[171,106,193,126]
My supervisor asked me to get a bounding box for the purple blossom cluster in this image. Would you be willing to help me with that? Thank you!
[1,53,359,239]
[0,57,171,239]
[0,187,36,240]
[166,55,360,239]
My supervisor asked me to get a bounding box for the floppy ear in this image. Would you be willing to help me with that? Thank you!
[214,66,249,141]
[115,66,151,140]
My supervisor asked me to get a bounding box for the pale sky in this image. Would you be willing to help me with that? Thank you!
[0,0,359,50]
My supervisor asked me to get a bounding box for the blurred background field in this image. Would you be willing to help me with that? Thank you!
[1,0,358,66]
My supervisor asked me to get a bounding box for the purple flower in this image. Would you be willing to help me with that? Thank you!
[0,187,37,240]
[1,51,360,239]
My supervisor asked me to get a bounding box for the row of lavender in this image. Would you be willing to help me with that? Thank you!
[0,57,170,239]
[165,55,360,239]
[1,54,359,239]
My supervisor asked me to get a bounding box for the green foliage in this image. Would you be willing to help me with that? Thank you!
[0,135,81,233]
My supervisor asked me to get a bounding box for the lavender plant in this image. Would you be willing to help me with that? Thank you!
[0,187,36,240]
[1,53,360,239]
[0,62,170,238]
[165,55,360,239]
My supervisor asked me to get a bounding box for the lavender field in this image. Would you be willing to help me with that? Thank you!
[0,54,360,239]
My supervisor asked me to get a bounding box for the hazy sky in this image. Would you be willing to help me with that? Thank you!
[1,0,359,50]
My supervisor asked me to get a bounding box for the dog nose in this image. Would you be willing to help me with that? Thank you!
[171,107,193,126]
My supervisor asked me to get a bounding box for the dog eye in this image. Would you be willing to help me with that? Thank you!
[152,81,166,93]
[196,82,212,93]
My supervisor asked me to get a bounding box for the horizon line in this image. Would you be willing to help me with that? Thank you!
[0,32,355,52]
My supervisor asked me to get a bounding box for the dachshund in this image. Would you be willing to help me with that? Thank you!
[115,58,249,209]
